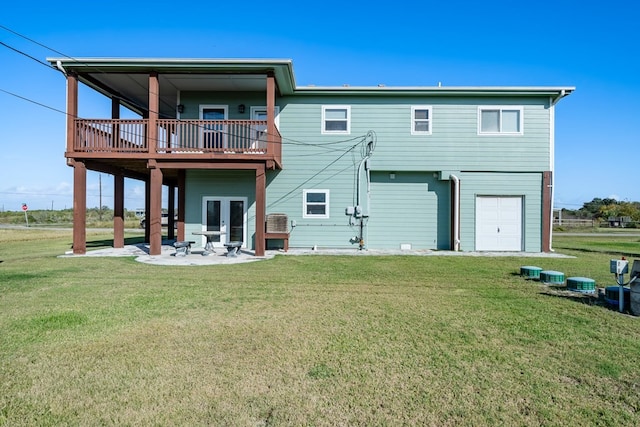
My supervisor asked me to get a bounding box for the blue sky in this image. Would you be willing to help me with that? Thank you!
[1,0,639,211]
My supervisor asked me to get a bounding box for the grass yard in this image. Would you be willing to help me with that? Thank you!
[1,229,639,426]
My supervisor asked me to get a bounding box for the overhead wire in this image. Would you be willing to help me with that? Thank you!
[267,136,368,209]
[0,24,374,160]
[0,83,366,157]
[1,24,369,150]
[1,26,381,218]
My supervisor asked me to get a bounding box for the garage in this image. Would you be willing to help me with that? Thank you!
[475,196,523,251]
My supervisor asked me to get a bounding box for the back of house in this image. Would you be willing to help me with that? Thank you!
[47,57,573,255]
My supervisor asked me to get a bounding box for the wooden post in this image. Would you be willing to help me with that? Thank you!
[144,178,151,242]
[148,72,159,154]
[72,160,86,254]
[266,73,276,156]
[255,164,266,256]
[149,166,163,255]
[167,184,175,241]
[542,171,552,252]
[111,97,120,148]
[66,73,78,154]
[177,170,186,241]
[114,173,125,248]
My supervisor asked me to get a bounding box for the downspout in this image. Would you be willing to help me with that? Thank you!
[55,60,67,76]
[547,90,565,251]
[450,174,460,251]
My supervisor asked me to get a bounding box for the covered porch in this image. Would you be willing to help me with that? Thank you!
[51,58,296,256]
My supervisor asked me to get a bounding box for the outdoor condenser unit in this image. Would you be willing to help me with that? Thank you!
[266,213,288,233]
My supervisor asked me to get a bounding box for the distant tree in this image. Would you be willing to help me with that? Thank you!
[574,197,620,219]
[598,204,619,220]
[618,202,640,221]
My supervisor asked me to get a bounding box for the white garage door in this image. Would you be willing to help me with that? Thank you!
[475,196,522,251]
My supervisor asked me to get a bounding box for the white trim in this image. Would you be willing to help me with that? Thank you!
[249,105,281,129]
[199,104,228,119]
[321,105,351,134]
[477,106,524,135]
[303,189,330,219]
[549,98,555,250]
[549,100,555,173]
[475,195,523,251]
[199,105,228,149]
[411,105,432,135]
[201,196,248,248]
[176,90,181,119]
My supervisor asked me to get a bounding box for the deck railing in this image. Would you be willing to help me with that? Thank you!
[157,119,271,153]
[75,119,147,152]
[73,119,281,158]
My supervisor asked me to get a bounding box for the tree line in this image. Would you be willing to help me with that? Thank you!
[562,198,640,222]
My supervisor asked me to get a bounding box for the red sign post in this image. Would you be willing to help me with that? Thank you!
[22,203,29,227]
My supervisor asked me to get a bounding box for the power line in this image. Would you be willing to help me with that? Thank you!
[0,24,373,156]
[0,40,53,69]
[0,87,67,115]
[0,24,68,57]
[0,84,367,156]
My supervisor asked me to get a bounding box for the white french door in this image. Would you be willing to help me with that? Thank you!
[202,197,247,248]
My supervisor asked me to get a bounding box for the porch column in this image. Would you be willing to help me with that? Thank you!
[113,173,125,248]
[72,160,86,254]
[167,184,175,241]
[177,170,186,241]
[111,96,120,148]
[66,72,77,154]
[149,165,163,255]
[144,178,150,242]
[255,164,266,256]
[148,72,159,154]
[266,72,276,155]
[542,171,552,252]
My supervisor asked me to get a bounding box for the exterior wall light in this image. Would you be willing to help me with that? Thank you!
[238,104,245,114]
[177,104,184,114]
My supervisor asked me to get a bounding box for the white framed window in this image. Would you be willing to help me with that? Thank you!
[478,106,523,135]
[411,106,432,135]
[303,189,330,218]
[322,106,350,134]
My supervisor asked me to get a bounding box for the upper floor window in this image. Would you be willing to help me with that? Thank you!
[411,106,432,135]
[303,189,330,218]
[322,106,350,134]
[478,107,523,135]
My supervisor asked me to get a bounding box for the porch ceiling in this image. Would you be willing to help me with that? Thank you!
[82,73,270,118]
[47,58,297,119]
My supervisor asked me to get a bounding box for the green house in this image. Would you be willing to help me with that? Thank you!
[47,57,573,255]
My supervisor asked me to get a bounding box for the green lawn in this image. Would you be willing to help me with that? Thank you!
[1,229,639,426]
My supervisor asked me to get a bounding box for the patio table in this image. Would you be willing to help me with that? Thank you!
[192,231,226,255]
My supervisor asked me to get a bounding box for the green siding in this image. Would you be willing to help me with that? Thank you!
[180,91,270,120]
[367,172,450,250]
[178,92,551,252]
[185,170,256,249]
[278,96,551,172]
[458,172,543,252]
[265,161,359,249]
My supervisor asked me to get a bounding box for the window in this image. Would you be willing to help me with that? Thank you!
[322,106,350,134]
[478,107,523,134]
[411,106,432,135]
[303,189,330,218]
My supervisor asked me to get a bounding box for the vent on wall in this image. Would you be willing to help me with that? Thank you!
[266,213,288,233]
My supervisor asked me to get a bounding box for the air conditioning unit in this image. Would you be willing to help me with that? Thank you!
[266,213,288,233]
